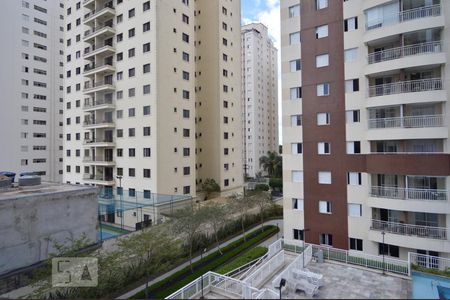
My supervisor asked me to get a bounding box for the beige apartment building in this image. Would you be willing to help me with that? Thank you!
[282,0,450,260]
[63,0,243,208]
[0,0,64,182]
[241,23,279,178]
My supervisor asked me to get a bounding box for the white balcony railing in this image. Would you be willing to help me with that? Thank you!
[368,115,444,129]
[84,4,115,21]
[84,81,115,91]
[366,4,441,31]
[83,119,115,127]
[370,186,448,201]
[368,78,442,97]
[84,25,115,39]
[83,98,114,109]
[84,62,115,73]
[84,44,114,56]
[83,157,115,163]
[83,139,114,145]
[371,219,447,240]
[368,41,442,64]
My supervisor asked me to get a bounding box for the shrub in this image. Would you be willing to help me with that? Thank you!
[215,247,268,275]
[254,184,270,192]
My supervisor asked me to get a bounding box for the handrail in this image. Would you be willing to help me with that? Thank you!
[368,78,442,97]
[368,115,444,129]
[368,41,442,64]
[83,98,114,108]
[366,4,441,30]
[83,119,115,126]
[84,25,115,38]
[84,139,114,144]
[84,62,115,72]
[84,44,115,56]
[84,81,115,90]
[83,156,115,163]
[84,4,115,20]
[370,186,448,201]
[371,219,447,240]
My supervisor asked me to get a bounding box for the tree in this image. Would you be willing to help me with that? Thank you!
[202,203,229,255]
[269,178,283,193]
[254,184,270,192]
[201,178,221,200]
[259,151,282,178]
[169,206,206,271]
[230,192,255,242]
[250,191,273,231]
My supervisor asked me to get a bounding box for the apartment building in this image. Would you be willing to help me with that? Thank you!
[241,23,279,178]
[63,0,243,204]
[0,0,64,182]
[282,0,450,260]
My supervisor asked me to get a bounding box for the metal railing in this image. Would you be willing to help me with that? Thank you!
[244,250,285,288]
[409,252,450,273]
[84,25,115,39]
[368,115,444,129]
[370,186,448,201]
[83,138,114,145]
[83,156,115,163]
[84,81,115,91]
[83,174,114,182]
[84,62,114,72]
[366,5,441,30]
[368,41,442,64]
[84,44,115,56]
[83,119,115,126]
[83,98,114,109]
[84,4,115,21]
[368,78,442,97]
[371,219,447,240]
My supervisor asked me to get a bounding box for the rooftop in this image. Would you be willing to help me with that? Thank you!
[0,182,98,201]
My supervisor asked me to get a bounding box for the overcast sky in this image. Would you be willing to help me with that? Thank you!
[241,0,283,145]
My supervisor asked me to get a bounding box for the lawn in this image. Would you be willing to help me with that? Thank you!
[215,246,268,275]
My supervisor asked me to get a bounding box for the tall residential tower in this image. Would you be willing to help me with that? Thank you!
[63,0,243,197]
[241,23,279,178]
[0,0,64,182]
[282,0,450,260]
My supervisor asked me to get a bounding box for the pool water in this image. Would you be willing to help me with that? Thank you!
[97,229,120,240]
[412,272,450,299]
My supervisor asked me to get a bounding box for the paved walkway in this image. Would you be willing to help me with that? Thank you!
[117,219,283,299]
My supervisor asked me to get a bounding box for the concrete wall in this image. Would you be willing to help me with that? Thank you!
[0,185,98,275]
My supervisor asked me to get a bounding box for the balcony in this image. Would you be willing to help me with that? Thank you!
[83,98,115,111]
[370,186,447,201]
[83,62,115,77]
[83,119,115,129]
[368,115,444,129]
[84,25,115,43]
[84,5,115,24]
[366,5,442,31]
[83,138,115,147]
[83,174,115,186]
[368,78,442,98]
[84,81,115,93]
[84,45,115,59]
[368,41,442,64]
[83,156,115,166]
[83,0,95,8]
[371,219,447,240]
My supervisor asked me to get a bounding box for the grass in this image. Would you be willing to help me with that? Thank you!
[131,225,278,299]
[215,246,268,275]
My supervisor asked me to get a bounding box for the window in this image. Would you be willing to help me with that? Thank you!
[348,204,362,217]
[317,113,330,125]
[290,59,301,72]
[183,167,190,175]
[292,198,304,211]
[129,28,135,38]
[128,48,135,58]
[291,143,303,155]
[349,238,363,251]
[344,17,358,32]
[129,88,135,97]
[183,148,190,156]
[291,115,302,126]
[289,5,300,18]
[347,172,362,185]
[183,110,190,118]
[128,8,135,18]
[182,52,189,61]
[143,169,151,178]
[117,33,123,42]
[143,63,150,73]
[316,25,328,39]
[182,14,189,24]
[143,84,151,94]
[117,14,123,23]
[316,83,330,96]
[290,87,302,100]
[129,148,136,157]
[289,32,300,45]
[292,171,303,183]
[316,0,328,10]
[143,42,151,53]
[143,1,150,11]
[117,149,123,157]
[345,79,359,92]
[379,244,399,258]
[143,22,150,32]
[183,186,191,195]
[143,127,151,136]
[128,108,135,117]
[318,172,332,184]
[316,54,329,68]
[344,48,358,63]
[319,201,332,214]
[320,234,333,246]
[182,33,189,43]
[347,141,361,154]
[293,229,304,241]
[318,142,331,155]
[183,129,190,137]
[143,105,151,115]
[346,110,360,123]
[129,168,135,177]
[129,128,135,137]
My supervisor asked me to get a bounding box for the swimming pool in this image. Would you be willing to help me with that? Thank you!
[412,272,450,299]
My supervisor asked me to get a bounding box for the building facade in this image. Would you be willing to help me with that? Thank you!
[282,0,450,260]
[241,23,279,178]
[0,0,64,182]
[63,0,243,201]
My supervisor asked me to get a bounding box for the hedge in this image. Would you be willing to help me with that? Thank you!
[412,265,450,278]
[215,246,268,275]
[132,225,279,299]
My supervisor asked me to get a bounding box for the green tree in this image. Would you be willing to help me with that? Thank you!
[169,206,207,271]
[201,178,221,200]
[230,192,255,242]
[269,178,283,192]
[259,151,282,178]
[202,202,229,255]
[250,191,273,231]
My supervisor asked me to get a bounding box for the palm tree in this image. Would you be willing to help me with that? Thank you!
[259,151,282,178]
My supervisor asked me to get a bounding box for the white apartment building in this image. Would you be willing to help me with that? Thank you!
[63,0,243,210]
[0,0,64,182]
[241,23,279,178]
[282,0,450,260]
